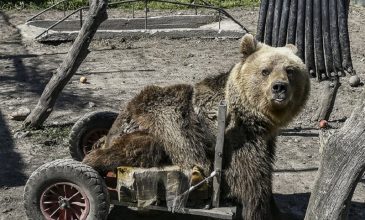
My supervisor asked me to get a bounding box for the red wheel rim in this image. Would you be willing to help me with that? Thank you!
[40,182,90,220]
[81,128,108,155]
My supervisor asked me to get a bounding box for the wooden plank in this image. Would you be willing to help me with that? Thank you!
[110,200,236,219]
[212,101,227,208]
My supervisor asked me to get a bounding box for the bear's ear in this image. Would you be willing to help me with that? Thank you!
[285,44,298,54]
[240,34,258,59]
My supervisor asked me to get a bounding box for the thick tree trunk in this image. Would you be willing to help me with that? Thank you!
[305,89,365,220]
[24,0,108,128]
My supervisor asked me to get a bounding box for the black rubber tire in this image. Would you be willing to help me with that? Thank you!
[24,159,110,220]
[69,111,118,161]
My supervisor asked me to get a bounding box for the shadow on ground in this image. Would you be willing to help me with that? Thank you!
[107,193,365,220]
[0,110,26,187]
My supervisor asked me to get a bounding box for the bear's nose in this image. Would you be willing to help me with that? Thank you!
[272,82,288,94]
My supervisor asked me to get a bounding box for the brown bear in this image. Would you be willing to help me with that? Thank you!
[83,34,310,220]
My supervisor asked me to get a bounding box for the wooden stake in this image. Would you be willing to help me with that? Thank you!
[278,0,290,46]
[272,0,283,46]
[337,0,354,75]
[256,0,269,42]
[305,0,316,77]
[287,0,298,45]
[313,0,326,79]
[264,0,276,45]
[296,0,306,60]
[322,0,335,78]
[24,0,108,128]
[329,0,344,76]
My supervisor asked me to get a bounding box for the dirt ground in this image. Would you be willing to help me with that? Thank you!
[0,5,365,220]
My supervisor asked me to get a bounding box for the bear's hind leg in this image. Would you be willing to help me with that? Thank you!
[82,131,169,174]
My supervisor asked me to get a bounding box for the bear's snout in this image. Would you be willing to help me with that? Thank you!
[270,81,290,105]
[272,81,288,94]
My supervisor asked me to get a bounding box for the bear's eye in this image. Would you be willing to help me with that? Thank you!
[261,69,270,76]
[286,68,295,76]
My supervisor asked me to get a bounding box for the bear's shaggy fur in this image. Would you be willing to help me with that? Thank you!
[83,34,310,220]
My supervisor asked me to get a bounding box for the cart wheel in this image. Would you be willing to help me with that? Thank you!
[24,159,110,220]
[69,111,118,161]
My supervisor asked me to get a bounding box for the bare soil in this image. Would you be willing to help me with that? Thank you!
[0,5,365,220]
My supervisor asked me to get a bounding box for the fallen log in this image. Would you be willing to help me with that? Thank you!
[305,87,365,220]
[24,0,108,128]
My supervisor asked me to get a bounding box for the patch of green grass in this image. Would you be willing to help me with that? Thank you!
[1,0,259,10]
[30,125,71,146]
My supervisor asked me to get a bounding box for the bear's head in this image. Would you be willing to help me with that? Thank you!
[232,34,310,127]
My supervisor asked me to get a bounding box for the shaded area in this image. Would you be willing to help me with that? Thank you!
[0,110,26,187]
[274,193,365,220]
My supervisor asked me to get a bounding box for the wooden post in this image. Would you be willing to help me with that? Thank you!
[212,101,227,208]
[24,0,108,128]
[305,89,365,220]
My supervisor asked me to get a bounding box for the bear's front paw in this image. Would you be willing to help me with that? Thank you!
[190,165,209,191]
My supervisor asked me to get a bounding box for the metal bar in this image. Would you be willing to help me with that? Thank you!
[27,0,68,22]
[194,0,197,15]
[212,100,227,208]
[132,3,135,18]
[145,0,148,30]
[63,0,66,17]
[264,0,276,44]
[79,8,83,28]
[108,0,248,32]
[35,7,89,39]
[110,201,236,219]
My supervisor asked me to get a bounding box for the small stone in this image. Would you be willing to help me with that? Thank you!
[294,139,299,143]
[319,120,328,128]
[307,154,313,158]
[80,76,87,83]
[14,131,30,139]
[88,102,96,108]
[9,107,31,121]
[188,64,193,67]
[349,75,361,87]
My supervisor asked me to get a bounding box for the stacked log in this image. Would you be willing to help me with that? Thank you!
[256,0,356,80]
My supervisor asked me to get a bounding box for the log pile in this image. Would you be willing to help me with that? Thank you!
[256,0,355,81]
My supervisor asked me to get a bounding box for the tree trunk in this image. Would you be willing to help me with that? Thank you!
[23,0,108,128]
[304,89,365,220]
